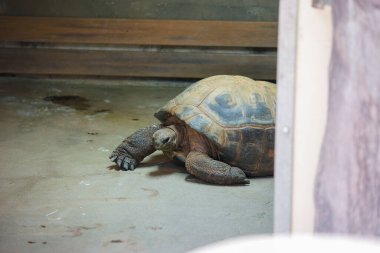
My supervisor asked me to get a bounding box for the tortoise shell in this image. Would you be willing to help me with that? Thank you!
[154,75,276,176]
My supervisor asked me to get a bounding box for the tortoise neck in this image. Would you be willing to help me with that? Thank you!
[186,126,219,160]
[165,123,219,160]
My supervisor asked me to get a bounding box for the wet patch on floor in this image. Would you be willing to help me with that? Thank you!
[42,95,113,117]
[43,95,91,111]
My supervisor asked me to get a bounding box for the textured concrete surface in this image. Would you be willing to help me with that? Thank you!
[0,78,273,253]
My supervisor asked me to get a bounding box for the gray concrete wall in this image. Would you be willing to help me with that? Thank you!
[0,0,278,21]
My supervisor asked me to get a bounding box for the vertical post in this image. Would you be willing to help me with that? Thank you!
[273,0,298,233]
[291,0,331,232]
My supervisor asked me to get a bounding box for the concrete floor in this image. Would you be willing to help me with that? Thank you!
[0,78,273,253]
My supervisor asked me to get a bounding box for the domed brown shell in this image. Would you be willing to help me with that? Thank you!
[154,75,276,176]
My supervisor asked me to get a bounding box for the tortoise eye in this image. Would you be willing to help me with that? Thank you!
[215,93,236,108]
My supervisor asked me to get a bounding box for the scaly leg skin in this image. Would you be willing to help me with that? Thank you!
[109,124,162,171]
[185,151,249,185]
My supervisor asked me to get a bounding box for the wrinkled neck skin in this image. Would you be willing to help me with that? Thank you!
[160,121,218,163]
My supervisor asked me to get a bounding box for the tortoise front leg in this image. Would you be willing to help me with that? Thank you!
[109,124,162,171]
[185,151,249,185]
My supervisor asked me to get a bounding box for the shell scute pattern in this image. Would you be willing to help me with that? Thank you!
[188,114,213,134]
[249,92,273,123]
[201,88,245,127]
[198,81,275,129]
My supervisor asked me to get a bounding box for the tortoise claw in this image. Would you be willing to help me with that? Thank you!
[228,167,249,185]
[110,152,137,171]
[116,158,123,168]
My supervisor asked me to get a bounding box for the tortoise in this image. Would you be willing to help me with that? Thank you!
[109,75,276,185]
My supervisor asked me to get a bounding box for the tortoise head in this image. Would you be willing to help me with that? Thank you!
[153,125,179,151]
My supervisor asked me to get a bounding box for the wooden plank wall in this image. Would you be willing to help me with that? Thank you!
[0,16,278,80]
[0,0,279,21]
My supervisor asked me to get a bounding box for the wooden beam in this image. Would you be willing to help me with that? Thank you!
[0,16,278,48]
[0,48,276,79]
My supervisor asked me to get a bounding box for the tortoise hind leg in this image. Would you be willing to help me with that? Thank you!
[185,151,249,185]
